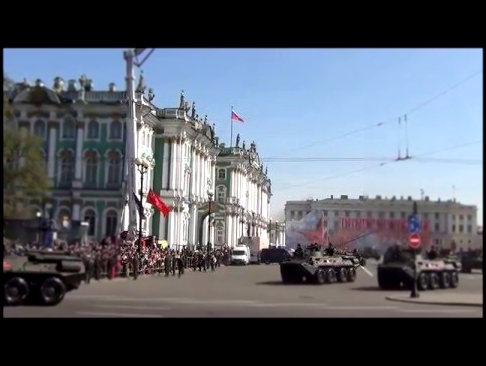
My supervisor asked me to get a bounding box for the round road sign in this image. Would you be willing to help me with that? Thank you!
[409,233,421,248]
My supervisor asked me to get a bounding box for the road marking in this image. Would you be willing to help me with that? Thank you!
[249,303,328,308]
[94,305,172,311]
[398,309,479,314]
[360,266,374,277]
[324,306,398,310]
[76,311,165,318]
[68,295,258,306]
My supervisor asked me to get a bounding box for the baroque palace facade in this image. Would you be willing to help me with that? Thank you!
[5,76,273,247]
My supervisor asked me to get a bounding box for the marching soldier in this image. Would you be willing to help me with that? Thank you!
[164,251,172,277]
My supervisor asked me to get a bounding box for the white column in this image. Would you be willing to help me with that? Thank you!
[72,204,80,221]
[47,124,57,180]
[170,140,176,190]
[197,154,202,197]
[226,214,231,246]
[191,148,196,194]
[168,211,175,245]
[74,125,84,180]
[161,139,169,189]
[177,140,183,189]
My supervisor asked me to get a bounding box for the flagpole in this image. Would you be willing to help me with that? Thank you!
[230,106,234,148]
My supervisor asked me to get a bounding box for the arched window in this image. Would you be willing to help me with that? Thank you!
[109,120,122,140]
[216,223,225,245]
[216,185,226,203]
[107,151,122,184]
[59,150,74,183]
[34,119,45,137]
[83,209,96,236]
[87,120,99,139]
[84,151,98,184]
[105,210,118,237]
[62,116,75,139]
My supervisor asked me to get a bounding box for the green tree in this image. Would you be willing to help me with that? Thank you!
[3,95,49,218]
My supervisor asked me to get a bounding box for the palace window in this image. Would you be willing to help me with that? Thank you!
[216,185,226,203]
[59,150,74,184]
[87,120,99,139]
[84,151,98,185]
[216,225,225,244]
[62,116,75,139]
[83,209,96,236]
[109,120,123,140]
[218,169,226,180]
[107,151,122,185]
[105,210,118,237]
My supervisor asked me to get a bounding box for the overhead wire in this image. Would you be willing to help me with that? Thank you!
[261,156,481,164]
[277,140,483,191]
[280,69,482,155]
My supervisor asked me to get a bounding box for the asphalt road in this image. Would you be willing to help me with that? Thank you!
[4,261,483,318]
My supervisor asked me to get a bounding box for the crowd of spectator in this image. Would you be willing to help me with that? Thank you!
[3,235,234,282]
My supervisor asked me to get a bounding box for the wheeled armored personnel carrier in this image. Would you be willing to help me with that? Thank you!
[4,250,86,306]
[377,246,460,291]
[280,246,361,284]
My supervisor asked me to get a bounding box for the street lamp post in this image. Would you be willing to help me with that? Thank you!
[36,211,42,244]
[207,189,213,253]
[122,48,155,235]
[240,206,245,236]
[134,157,151,281]
[251,212,256,237]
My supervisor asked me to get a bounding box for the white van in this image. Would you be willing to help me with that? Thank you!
[231,245,251,265]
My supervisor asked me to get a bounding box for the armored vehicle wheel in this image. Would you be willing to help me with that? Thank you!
[314,269,326,285]
[417,272,429,291]
[440,272,451,288]
[347,268,356,282]
[360,258,367,267]
[325,269,337,283]
[450,272,459,288]
[336,268,347,282]
[39,277,66,306]
[429,273,440,290]
[4,277,30,306]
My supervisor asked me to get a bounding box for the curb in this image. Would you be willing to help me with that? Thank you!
[385,296,483,308]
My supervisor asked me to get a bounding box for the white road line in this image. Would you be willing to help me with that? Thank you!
[324,306,398,310]
[76,311,165,318]
[398,309,479,314]
[249,303,328,308]
[94,305,172,311]
[360,266,374,277]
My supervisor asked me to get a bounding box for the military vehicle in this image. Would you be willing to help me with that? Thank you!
[377,246,460,291]
[460,252,483,273]
[280,246,361,285]
[361,247,380,261]
[4,250,86,306]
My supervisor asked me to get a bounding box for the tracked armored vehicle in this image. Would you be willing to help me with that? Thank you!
[377,246,460,291]
[4,250,86,306]
[280,247,361,285]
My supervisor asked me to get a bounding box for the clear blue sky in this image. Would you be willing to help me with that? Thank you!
[4,48,483,224]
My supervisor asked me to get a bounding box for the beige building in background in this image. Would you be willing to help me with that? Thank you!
[285,194,481,249]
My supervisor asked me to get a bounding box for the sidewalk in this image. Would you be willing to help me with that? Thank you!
[386,293,483,307]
